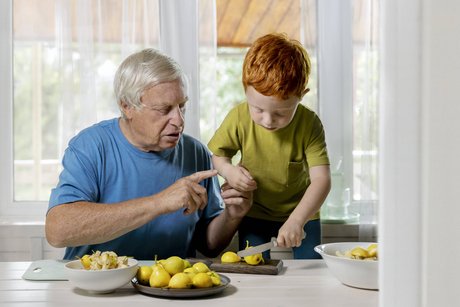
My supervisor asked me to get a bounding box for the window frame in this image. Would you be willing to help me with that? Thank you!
[1,1,48,219]
[1,1,47,219]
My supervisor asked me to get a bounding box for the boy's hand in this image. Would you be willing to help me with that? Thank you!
[220,181,253,219]
[225,165,257,192]
[276,220,305,248]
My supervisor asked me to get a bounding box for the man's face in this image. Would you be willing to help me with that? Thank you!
[122,80,187,152]
[246,86,299,132]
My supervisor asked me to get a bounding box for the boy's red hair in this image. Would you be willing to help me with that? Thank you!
[242,33,311,100]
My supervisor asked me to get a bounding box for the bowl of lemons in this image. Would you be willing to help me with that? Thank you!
[64,251,139,293]
[314,242,378,290]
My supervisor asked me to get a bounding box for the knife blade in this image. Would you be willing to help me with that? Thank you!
[237,237,277,257]
[236,231,307,258]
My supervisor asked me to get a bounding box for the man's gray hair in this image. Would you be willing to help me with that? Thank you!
[114,48,188,117]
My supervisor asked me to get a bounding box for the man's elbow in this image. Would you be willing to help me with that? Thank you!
[45,213,67,248]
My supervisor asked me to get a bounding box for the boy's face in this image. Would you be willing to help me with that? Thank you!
[246,86,300,132]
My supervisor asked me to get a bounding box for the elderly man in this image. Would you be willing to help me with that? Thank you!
[45,48,252,260]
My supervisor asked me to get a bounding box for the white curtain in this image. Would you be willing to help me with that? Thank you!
[53,0,212,155]
[158,0,216,139]
[315,0,379,235]
[352,0,379,239]
[4,0,216,203]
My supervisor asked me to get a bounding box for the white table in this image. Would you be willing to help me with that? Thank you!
[0,260,378,307]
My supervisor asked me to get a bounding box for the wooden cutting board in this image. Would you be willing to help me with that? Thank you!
[210,259,283,275]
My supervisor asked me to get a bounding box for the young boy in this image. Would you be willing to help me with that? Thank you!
[207,33,331,259]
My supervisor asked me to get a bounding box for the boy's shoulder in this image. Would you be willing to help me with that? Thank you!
[296,103,316,116]
[224,102,250,120]
[296,104,323,122]
[233,101,249,112]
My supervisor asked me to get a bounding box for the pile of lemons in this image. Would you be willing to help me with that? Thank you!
[336,243,378,260]
[136,256,221,289]
[79,250,129,270]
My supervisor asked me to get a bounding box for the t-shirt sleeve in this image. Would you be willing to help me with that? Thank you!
[305,114,330,167]
[207,106,241,158]
[47,137,100,213]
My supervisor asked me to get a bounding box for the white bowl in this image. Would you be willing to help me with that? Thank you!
[314,242,378,290]
[65,258,139,293]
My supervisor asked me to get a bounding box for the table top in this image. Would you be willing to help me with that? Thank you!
[0,260,378,307]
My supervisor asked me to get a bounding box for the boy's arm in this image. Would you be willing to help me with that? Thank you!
[211,155,257,191]
[277,165,331,248]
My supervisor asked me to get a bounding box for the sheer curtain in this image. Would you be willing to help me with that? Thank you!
[53,0,214,151]
[159,0,216,139]
[301,0,319,111]
[10,0,213,206]
[316,0,379,235]
[352,0,379,239]
[54,0,161,154]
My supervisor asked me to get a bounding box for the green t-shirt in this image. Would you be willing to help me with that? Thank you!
[208,102,329,222]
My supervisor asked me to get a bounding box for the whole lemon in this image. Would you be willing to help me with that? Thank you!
[183,267,198,279]
[163,256,185,275]
[183,259,192,269]
[192,262,210,273]
[221,251,241,263]
[168,272,192,289]
[207,271,221,286]
[149,265,171,288]
[136,265,153,285]
[192,272,213,288]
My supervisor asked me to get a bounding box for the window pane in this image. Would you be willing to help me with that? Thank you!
[202,0,319,143]
[352,0,379,202]
[12,0,159,201]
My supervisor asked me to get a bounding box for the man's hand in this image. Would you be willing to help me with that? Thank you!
[153,169,218,215]
[220,181,253,219]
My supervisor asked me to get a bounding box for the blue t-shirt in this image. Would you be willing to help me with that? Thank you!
[48,118,224,260]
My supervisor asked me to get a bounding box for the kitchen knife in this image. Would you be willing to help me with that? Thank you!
[237,237,277,257]
[237,231,306,257]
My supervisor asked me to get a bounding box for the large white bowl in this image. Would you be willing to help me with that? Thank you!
[314,242,378,290]
[65,258,139,293]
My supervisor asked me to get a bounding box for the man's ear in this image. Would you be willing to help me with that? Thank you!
[120,100,133,119]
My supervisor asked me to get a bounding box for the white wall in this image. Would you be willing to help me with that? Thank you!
[380,1,460,306]
[0,224,64,261]
[422,0,460,306]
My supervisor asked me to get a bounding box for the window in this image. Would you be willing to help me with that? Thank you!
[1,0,379,226]
[1,0,160,217]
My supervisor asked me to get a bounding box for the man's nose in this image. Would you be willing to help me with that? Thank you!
[170,105,185,126]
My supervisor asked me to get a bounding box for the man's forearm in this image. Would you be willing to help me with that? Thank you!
[45,197,161,248]
[204,209,242,256]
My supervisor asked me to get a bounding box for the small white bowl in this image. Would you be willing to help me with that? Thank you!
[314,242,378,290]
[65,258,138,293]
